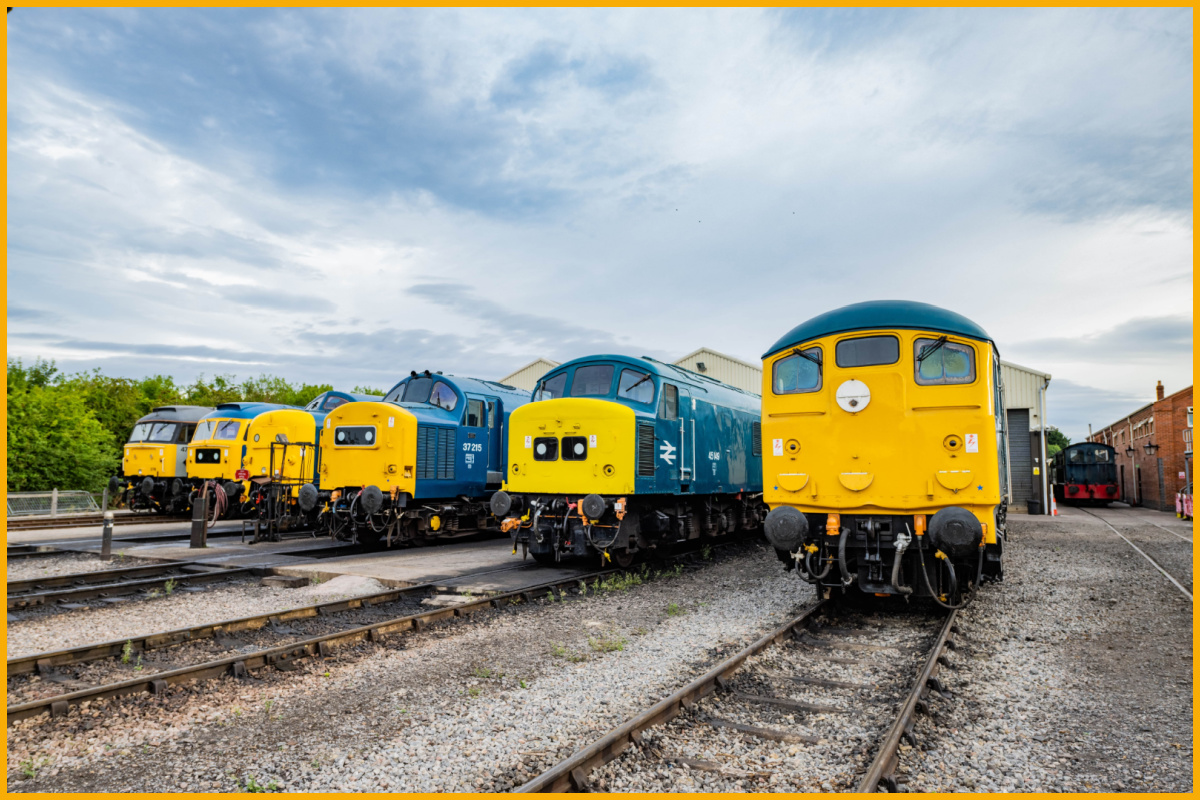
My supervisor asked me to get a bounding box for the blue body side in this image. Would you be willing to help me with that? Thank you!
[531,355,763,497]
[380,374,530,501]
[763,300,995,359]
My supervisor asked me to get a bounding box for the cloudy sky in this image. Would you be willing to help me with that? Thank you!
[6,8,1192,440]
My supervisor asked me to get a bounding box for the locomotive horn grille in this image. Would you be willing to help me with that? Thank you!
[637,423,656,477]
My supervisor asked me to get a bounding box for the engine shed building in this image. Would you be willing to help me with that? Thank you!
[501,349,1053,515]
[1088,381,1193,512]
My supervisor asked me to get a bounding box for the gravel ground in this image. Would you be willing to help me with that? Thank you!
[7,553,157,583]
[900,508,1192,792]
[8,542,816,792]
[7,576,391,659]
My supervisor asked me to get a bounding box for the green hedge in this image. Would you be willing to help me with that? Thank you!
[6,359,361,493]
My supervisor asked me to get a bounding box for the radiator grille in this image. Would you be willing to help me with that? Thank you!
[637,423,656,477]
[751,421,762,457]
[416,427,456,481]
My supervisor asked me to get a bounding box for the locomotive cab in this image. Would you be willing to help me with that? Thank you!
[493,355,765,567]
[761,301,1007,608]
[309,372,528,546]
[109,405,213,514]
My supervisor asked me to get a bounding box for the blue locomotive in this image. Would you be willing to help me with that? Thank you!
[307,372,531,545]
[489,355,766,566]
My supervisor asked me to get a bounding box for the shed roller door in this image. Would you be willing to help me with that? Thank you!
[1007,409,1033,507]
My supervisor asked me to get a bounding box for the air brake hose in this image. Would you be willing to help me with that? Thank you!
[837,526,854,586]
[891,535,913,596]
[804,548,834,581]
[917,544,980,610]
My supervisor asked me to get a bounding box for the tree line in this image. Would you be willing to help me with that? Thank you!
[7,358,384,493]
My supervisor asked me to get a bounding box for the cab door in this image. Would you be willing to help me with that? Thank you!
[656,383,692,492]
[485,398,503,485]
[459,397,488,484]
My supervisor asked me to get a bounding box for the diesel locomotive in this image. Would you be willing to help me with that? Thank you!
[489,355,766,567]
[186,401,298,517]
[304,372,530,546]
[760,301,1006,607]
[235,391,381,536]
[108,405,214,513]
[1052,442,1118,506]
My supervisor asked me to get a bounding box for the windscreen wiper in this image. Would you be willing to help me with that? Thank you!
[792,347,823,375]
[626,373,653,393]
[917,336,948,363]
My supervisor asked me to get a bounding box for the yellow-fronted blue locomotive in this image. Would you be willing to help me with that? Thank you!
[305,372,530,545]
[490,355,766,566]
[760,301,1006,607]
[108,405,214,513]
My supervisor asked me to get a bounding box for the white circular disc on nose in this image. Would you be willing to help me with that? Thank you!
[836,379,871,413]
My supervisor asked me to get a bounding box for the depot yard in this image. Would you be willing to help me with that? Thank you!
[5,506,1193,793]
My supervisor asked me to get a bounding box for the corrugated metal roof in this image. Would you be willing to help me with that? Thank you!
[499,358,562,391]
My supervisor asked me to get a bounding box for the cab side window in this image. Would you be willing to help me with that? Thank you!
[659,383,679,420]
[487,401,496,428]
[466,399,485,427]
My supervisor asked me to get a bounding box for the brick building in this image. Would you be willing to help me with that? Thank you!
[1090,382,1193,511]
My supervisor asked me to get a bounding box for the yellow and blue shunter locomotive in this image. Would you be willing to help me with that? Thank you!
[760,301,1006,607]
[490,355,766,567]
[304,372,530,545]
[109,405,214,513]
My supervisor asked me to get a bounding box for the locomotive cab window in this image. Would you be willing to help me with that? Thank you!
[214,421,241,440]
[322,396,348,412]
[570,365,615,397]
[465,399,485,427]
[429,381,458,411]
[914,338,975,385]
[535,372,567,401]
[487,401,496,428]
[617,369,655,405]
[836,335,899,368]
[659,383,679,420]
[772,347,822,394]
[192,420,216,441]
[398,377,432,404]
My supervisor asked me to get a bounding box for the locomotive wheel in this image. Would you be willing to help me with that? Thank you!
[531,551,557,567]
[611,549,636,569]
[356,527,383,547]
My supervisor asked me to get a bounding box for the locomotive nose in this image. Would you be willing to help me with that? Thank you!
[764,506,808,552]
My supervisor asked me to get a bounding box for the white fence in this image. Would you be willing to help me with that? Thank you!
[7,490,101,518]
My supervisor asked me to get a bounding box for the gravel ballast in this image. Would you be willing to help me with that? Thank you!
[8,543,816,792]
[899,508,1192,792]
[7,507,1191,792]
[6,553,152,583]
[6,576,390,659]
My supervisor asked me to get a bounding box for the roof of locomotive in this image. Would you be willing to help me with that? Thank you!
[763,300,995,359]
[383,372,530,405]
[538,354,761,412]
[202,402,297,420]
[134,405,215,424]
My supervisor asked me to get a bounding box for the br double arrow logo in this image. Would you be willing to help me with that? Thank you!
[659,440,677,465]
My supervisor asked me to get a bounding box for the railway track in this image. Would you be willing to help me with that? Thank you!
[6,566,620,725]
[516,601,959,793]
[1076,507,1192,600]
[8,563,257,609]
[6,513,191,532]
[7,538,758,726]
